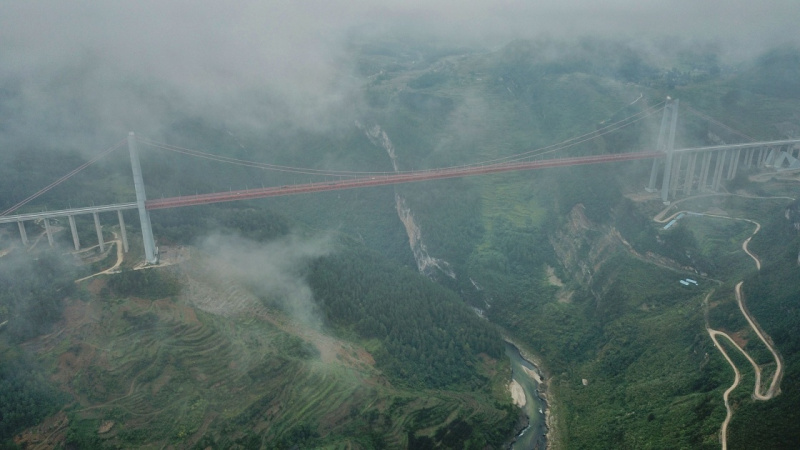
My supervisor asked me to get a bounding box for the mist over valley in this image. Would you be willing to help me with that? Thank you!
[2,2,800,448]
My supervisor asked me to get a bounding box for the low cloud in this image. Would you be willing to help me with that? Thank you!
[197,233,332,328]
[1,1,798,154]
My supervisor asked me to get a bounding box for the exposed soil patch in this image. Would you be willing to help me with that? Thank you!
[557,290,574,304]
[14,411,69,450]
[86,277,107,296]
[98,420,115,434]
[546,265,564,287]
[730,330,749,349]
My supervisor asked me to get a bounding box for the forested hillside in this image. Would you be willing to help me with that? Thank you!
[2,37,800,449]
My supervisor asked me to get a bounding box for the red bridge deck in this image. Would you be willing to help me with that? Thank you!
[146,151,661,210]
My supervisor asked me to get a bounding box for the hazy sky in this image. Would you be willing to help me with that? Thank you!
[1,1,798,148]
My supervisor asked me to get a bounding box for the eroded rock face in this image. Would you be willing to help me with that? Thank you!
[549,203,624,298]
[357,121,455,279]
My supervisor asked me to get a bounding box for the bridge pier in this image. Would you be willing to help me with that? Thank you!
[683,152,698,195]
[659,99,680,203]
[44,218,54,247]
[118,210,129,253]
[661,151,675,202]
[17,221,28,246]
[647,101,674,192]
[730,149,736,178]
[670,153,683,198]
[698,152,712,192]
[710,152,721,191]
[713,151,726,190]
[772,148,800,170]
[727,148,741,180]
[764,147,777,167]
[68,215,80,250]
[93,212,105,253]
[647,159,660,192]
[128,132,158,264]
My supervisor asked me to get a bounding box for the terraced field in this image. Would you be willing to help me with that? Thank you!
[17,252,515,448]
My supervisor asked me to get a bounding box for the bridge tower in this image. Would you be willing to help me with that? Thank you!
[647,101,672,191]
[659,99,680,204]
[128,132,158,264]
[645,98,680,203]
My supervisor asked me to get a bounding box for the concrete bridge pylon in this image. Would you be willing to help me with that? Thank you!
[128,132,158,264]
[660,99,680,204]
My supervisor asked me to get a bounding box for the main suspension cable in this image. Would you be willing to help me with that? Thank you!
[139,101,665,178]
[1,139,126,217]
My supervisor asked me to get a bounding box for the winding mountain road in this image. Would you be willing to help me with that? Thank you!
[653,196,785,450]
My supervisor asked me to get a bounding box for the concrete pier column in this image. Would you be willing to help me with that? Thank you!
[648,103,672,192]
[68,215,80,250]
[670,153,683,199]
[660,99,680,203]
[661,151,675,202]
[710,152,722,191]
[757,148,764,167]
[728,149,741,180]
[647,159,660,192]
[18,221,28,246]
[764,147,776,167]
[93,212,105,253]
[713,151,727,191]
[117,210,129,253]
[699,152,712,192]
[726,149,735,179]
[745,148,753,168]
[44,218,54,247]
[684,152,698,195]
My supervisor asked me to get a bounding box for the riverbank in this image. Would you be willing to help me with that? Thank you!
[510,379,527,407]
[505,339,558,450]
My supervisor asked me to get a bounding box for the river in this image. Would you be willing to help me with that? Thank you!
[505,341,547,450]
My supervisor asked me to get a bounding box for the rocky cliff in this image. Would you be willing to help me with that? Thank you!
[549,203,625,301]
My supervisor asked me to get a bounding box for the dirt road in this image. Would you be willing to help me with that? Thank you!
[74,232,124,282]
[733,281,783,399]
[706,327,741,450]
[652,195,785,449]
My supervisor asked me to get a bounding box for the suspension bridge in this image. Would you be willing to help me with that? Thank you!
[2,99,799,264]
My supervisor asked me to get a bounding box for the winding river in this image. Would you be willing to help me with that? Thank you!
[505,342,547,450]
